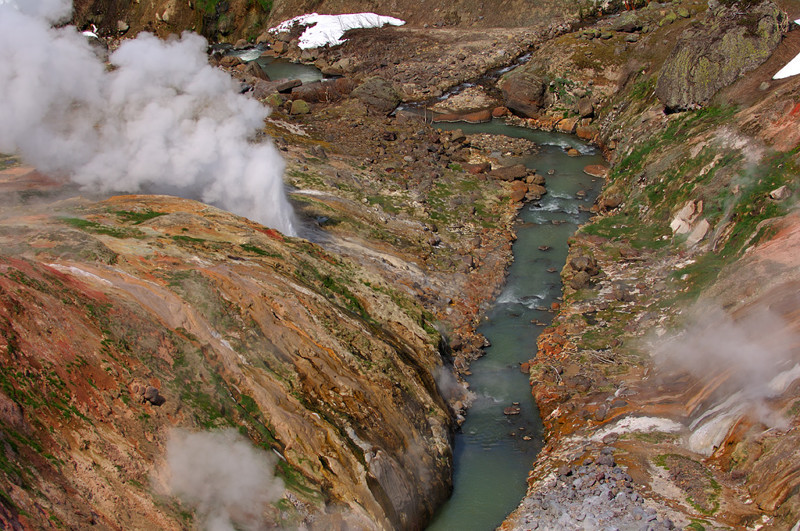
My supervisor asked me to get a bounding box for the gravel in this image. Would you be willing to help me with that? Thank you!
[504,449,675,531]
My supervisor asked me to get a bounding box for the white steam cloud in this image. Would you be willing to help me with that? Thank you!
[653,303,799,399]
[0,0,296,235]
[164,429,284,531]
[652,301,800,454]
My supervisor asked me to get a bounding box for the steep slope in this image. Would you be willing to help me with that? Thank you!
[0,188,452,529]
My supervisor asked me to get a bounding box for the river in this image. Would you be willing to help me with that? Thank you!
[427,120,605,530]
[227,50,604,527]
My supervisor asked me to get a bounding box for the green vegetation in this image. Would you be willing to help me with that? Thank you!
[171,235,206,244]
[112,210,166,225]
[240,243,279,257]
[61,217,145,239]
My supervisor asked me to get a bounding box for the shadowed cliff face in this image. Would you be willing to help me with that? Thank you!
[0,190,452,529]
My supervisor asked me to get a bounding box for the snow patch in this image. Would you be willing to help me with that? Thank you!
[270,13,405,49]
[773,19,800,79]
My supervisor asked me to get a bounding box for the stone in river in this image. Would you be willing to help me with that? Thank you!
[504,405,521,415]
[583,164,609,178]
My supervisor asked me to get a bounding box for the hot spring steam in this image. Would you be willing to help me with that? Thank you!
[0,0,296,235]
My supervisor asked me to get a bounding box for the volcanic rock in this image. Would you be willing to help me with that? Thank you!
[500,69,547,118]
[351,77,401,115]
[489,164,528,181]
[655,1,788,111]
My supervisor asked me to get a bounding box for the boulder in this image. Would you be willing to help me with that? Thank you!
[488,164,528,181]
[351,77,401,115]
[527,184,547,199]
[610,11,643,33]
[463,162,491,174]
[499,69,547,118]
[292,78,354,103]
[570,255,599,276]
[143,386,165,406]
[577,97,594,118]
[769,185,791,201]
[686,218,711,247]
[570,271,592,290]
[272,41,287,54]
[556,117,580,134]
[492,106,509,117]
[510,181,528,202]
[597,193,623,211]
[220,55,243,68]
[290,99,311,115]
[252,79,301,100]
[244,61,270,81]
[583,164,609,178]
[655,0,788,111]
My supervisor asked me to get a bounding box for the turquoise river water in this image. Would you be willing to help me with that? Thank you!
[427,120,605,530]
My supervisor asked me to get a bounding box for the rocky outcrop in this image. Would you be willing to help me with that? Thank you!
[655,0,789,111]
[499,69,547,118]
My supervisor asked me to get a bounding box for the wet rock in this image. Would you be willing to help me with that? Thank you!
[510,181,528,202]
[504,405,521,415]
[527,184,547,200]
[557,118,580,134]
[583,164,609,178]
[220,55,243,68]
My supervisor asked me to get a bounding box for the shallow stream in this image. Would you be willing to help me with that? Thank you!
[427,121,605,530]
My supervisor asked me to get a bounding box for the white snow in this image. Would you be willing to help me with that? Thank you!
[773,19,800,80]
[591,416,684,441]
[269,12,405,49]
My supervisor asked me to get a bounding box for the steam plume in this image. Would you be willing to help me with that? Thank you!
[0,0,296,235]
[164,429,284,531]
[652,302,800,421]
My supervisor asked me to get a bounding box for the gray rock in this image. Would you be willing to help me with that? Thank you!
[769,185,791,200]
[352,77,401,115]
[655,1,788,111]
